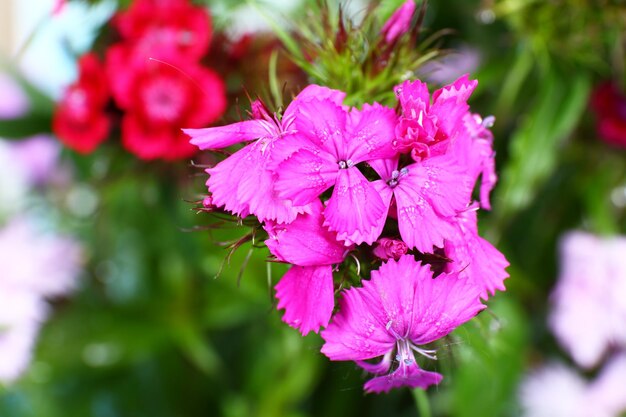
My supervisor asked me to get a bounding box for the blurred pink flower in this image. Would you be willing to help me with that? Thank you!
[380,0,415,44]
[549,232,626,369]
[0,73,30,120]
[0,217,83,299]
[10,135,61,186]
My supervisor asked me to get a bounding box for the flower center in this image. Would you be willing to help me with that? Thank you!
[386,168,409,188]
[142,76,186,122]
[338,159,354,169]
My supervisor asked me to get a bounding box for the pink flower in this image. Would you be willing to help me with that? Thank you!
[265,199,351,335]
[368,154,471,252]
[380,0,416,44]
[10,135,61,186]
[394,74,477,161]
[321,255,485,393]
[549,232,626,369]
[186,85,346,223]
[0,73,29,119]
[372,238,408,260]
[274,97,398,244]
[443,204,509,299]
[0,217,83,298]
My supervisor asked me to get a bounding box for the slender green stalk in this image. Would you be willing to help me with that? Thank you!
[412,388,432,417]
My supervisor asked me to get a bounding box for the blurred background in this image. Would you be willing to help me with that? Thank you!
[0,0,625,416]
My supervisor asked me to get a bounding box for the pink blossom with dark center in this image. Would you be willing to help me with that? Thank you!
[368,155,471,252]
[273,96,398,245]
[321,255,485,393]
[186,85,345,223]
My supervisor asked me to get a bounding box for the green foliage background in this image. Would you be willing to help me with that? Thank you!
[1,0,625,416]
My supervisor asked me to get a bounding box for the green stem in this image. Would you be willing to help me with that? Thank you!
[412,388,432,417]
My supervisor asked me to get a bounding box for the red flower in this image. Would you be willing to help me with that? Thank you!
[53,53,110,154]
[590,82,626,148]
[113,0,212,62]
[120,60,226,160]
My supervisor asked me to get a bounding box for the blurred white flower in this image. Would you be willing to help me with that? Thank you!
[0,140,30,217]
[519,363,591,417]
[0,290,47,383]
[520,358,626,417]
[0,216,83,298]
[549,232,626,369]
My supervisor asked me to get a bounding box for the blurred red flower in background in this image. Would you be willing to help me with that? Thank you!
[590,82,626,148]
[52,53,110,154]
[53,0,226,160]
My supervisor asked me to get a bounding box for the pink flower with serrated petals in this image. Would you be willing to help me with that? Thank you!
[368,154,471,253]
[186,85,345,224]
[265,200,352,335]
[321,255,485,393]
[443,204,509,299]
[394,74,477,161]
[274,98,398,245]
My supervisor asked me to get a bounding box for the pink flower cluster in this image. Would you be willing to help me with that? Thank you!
[53,0,227,160]
[187,75,509,392]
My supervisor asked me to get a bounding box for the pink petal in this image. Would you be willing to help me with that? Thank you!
[395,188,453,252]
[432,74,478,104]
[356,351,394,374]
[264,200,349,266]
[405,267,485,345]
[293,99,348,158]
[445,209,509,299]
[185,119,277,150]
[364,362,442,393]
[370,179,394,239]
[283,84,346,125]
[275,149,338,206]
[393,155,471,252]
[207,142,307,223]
[368,157,399,180]
[323,168,386,245]
[347,103,398,162]
[394,79,431,112]
[275,265,335,336]
[321,286,396,361]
